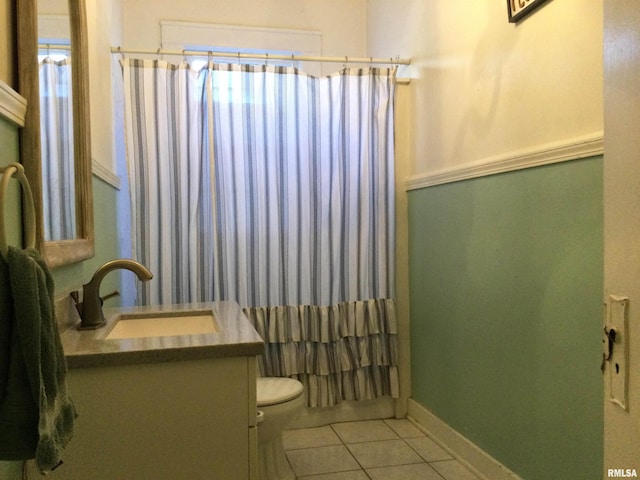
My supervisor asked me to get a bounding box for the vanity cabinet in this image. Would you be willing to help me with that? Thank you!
[48,301,263,480]
[51,356,258,479]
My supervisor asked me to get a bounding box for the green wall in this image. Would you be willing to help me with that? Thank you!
[0,119,22,249]
[408,157,603,480]
[52,176,120,297]
[0,115,120,304]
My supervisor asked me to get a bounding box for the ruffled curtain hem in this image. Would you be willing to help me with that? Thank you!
[243,298,399,408]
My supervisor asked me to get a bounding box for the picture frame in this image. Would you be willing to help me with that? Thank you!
[507,0,551,23]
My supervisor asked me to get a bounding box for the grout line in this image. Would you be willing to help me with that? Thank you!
[399,436,448,480]
[285,420,476,480]
[335,422,439,477]
[329,423,370,475]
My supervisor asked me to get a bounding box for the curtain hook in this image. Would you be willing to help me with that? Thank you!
[237,51,241,63]
[182,49,187,64]
[118,46,124,61]
[264,53,269,66]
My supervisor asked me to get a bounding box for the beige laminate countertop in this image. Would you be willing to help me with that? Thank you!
[60,301,264,368]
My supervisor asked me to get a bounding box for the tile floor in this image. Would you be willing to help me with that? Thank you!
[283,419,480,480]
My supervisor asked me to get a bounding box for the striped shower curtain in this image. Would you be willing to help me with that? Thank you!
[122,59,398,407]
[39,57,76,241]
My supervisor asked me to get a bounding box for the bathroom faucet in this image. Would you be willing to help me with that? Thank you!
[74,259,153,330]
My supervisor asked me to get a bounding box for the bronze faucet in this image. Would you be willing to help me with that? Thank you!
[74,259,153,329]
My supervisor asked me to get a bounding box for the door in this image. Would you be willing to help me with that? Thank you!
[603,0,640,475]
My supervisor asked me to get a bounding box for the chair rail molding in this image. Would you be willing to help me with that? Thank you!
[0,81,27,127]
[92,159,121,190]
[405,132,604,191]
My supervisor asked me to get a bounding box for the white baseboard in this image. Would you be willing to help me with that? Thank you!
[407,398,522,480]
[291,397,395,429]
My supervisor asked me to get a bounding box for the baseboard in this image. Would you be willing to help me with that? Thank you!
[291,396,395,429]
[407,398,522,480]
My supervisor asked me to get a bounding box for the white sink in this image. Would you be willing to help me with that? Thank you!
[105,310,217,340]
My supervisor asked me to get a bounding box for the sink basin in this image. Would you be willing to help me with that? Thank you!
[105,310,217,340]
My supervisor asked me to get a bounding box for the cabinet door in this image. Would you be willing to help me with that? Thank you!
[50,357,252,479]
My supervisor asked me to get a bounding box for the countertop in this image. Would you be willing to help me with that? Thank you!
[60,301,264,368]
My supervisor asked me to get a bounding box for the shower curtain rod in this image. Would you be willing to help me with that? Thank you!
[110,46,411,66]
[39,43,72,51]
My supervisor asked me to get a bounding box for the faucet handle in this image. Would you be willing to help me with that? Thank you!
[70,290,80,305]
[100,290,120,305]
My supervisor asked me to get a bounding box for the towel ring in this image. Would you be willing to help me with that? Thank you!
[0,163,36,261]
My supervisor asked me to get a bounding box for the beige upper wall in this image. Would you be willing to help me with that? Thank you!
[86,0,122,173]
[367,0,603,177]
[6,1,604,177]
[38,0,69,15]
[120,0,367,68]
[84,0,366,172]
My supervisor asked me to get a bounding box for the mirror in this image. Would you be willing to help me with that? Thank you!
[37,1,76,242]
[18,0,94,267]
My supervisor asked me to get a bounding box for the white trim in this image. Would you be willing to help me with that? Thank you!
[291,397,395,429]
[159,20,324,75]
[92,159,121,190]
[37,14,71,42]
[407,398,523,480]
[160,21,322,55]
[0,81,27,127]
[160,20,322,50]
[405,132,604,191]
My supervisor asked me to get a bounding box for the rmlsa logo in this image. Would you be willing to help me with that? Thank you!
[608,469,638,478]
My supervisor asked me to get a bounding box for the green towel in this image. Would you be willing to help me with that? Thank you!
[0,251,15,436]
[0,247,76,472]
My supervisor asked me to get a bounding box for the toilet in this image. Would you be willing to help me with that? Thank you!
[256,377,305,480]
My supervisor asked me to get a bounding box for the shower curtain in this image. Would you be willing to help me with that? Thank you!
[122,59,398,407]
[39,57,76,241]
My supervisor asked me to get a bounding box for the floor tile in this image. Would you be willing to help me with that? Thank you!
[406,435,453,462]
[286,445,361,477]
[383,418,426,438]
[346,439,424,469]
[283,419,481,480]
[367,463,445,480]
[430,459,479,480]
[331,420,399,444]
[284,426,342,450]
[299,471,370,480]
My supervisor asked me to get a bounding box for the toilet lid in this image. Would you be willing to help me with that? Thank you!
[256,377,304,406]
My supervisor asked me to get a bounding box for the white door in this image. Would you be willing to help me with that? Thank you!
[603,0,640,475]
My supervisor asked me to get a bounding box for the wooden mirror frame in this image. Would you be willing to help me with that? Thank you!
[17,0,94,268]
